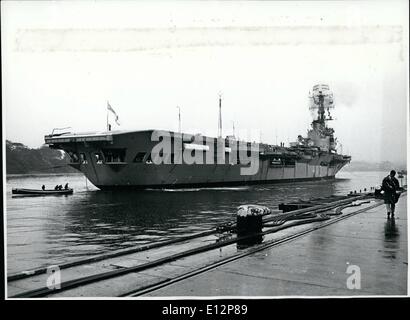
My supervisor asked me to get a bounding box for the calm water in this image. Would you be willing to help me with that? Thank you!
[6,170,399,273]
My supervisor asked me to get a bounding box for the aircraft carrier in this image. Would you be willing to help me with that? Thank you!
[44,84,351,189]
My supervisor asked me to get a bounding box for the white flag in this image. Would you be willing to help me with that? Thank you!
[107,102,120,125]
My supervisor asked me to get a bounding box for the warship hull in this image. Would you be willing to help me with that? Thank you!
[88,163,340,190]
[45,130,350,190]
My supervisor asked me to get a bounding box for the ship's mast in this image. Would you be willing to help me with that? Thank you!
[218,93,222,138]
[317,92,325,123]
[176,106,181,133]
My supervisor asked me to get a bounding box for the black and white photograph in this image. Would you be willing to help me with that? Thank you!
[2,0,409,304]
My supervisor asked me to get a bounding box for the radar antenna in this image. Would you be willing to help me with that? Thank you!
[309,84,334,123]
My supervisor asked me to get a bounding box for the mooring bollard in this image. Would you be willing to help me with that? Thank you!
[236,205,270,248]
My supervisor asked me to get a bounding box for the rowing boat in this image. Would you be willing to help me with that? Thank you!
[12,188,73,195]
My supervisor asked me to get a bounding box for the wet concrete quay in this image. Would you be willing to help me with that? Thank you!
[7,194,407,298]
[144,195,407,297]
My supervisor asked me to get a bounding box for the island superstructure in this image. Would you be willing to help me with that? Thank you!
[44,85,351,189]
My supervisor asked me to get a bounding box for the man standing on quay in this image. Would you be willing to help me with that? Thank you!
[382,170,401,219]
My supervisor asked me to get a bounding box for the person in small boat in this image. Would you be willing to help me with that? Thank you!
[58,185,63,190]
[64,183,69,190]
[54,185,59,190]
[42,185,45,191]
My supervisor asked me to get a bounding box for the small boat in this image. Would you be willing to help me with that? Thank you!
[12,188,73,196]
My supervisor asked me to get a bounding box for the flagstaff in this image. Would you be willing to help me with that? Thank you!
[106,101,109,131]
[106,101,120,132]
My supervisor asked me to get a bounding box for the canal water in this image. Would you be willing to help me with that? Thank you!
[5,170,402,274]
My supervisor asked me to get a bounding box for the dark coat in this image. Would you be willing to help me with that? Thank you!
[382,175,400,204]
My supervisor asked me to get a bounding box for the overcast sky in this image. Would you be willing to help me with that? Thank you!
[2,0,408,164]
